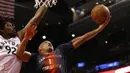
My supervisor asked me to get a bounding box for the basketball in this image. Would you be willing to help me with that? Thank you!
[91,5,110,24]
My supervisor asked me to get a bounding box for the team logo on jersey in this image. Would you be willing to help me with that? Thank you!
[0,40,19,55]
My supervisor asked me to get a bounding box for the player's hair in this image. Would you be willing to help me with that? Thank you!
[0,16,14,30]
[0,19,6,30]
[0,16,15,36]
[38,40,54,51]
[38,40,48,50]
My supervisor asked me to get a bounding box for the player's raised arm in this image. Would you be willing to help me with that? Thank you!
[16,25,37,62]
[18,0,57,40]
[72,16,111,48]
[17,4,48,40]
[71,5,111,48]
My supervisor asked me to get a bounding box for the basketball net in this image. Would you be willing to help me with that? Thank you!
[34,0,57,8]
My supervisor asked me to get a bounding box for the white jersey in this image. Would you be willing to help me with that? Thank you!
[0,35,22,73]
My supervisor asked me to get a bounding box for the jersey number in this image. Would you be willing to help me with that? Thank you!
[5,46,16,55]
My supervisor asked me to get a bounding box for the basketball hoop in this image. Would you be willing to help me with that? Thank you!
[34,0,57,8]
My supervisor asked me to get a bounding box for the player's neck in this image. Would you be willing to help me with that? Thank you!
[1,33,12,39]
[40,51,53,56]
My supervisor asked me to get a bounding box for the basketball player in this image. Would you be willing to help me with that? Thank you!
[0,5,48,73]
[17,12,111,73]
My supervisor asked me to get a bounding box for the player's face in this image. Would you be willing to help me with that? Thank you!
[39,41,54,54]
[4,22,16,35]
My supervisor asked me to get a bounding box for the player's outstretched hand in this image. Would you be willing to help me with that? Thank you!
[24,25,37,40]
[99,15,111,29]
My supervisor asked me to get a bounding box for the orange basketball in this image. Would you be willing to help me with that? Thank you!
[91,5,110,24]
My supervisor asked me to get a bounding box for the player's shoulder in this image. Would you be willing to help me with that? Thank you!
[10,35,20,40]
[56,42,73,48]
[0,35,3,38]
[29,53,38,61]
[31,53,38,57]
[0,35,20,43]
[0,35,5,40]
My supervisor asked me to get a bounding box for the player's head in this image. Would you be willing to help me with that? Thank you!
[0,18,16,37]
[38,40,54,55]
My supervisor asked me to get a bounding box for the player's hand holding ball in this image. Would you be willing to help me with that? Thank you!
[91,4,111,26]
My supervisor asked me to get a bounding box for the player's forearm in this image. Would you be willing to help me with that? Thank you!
[26,5,48,26]
[16,38,29,59]
[17,6,48,40]
[33,5,48,25]
[72,26,104,48]
[82,26,104,40]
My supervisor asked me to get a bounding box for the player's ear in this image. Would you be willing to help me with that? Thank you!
[38,48,42,52]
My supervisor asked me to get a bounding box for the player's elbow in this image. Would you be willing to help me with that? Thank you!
[72,36,84,48]
[16,52,28,62]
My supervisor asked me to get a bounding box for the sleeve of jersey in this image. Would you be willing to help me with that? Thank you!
[56,41,74,55]
[28,53,37,62]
